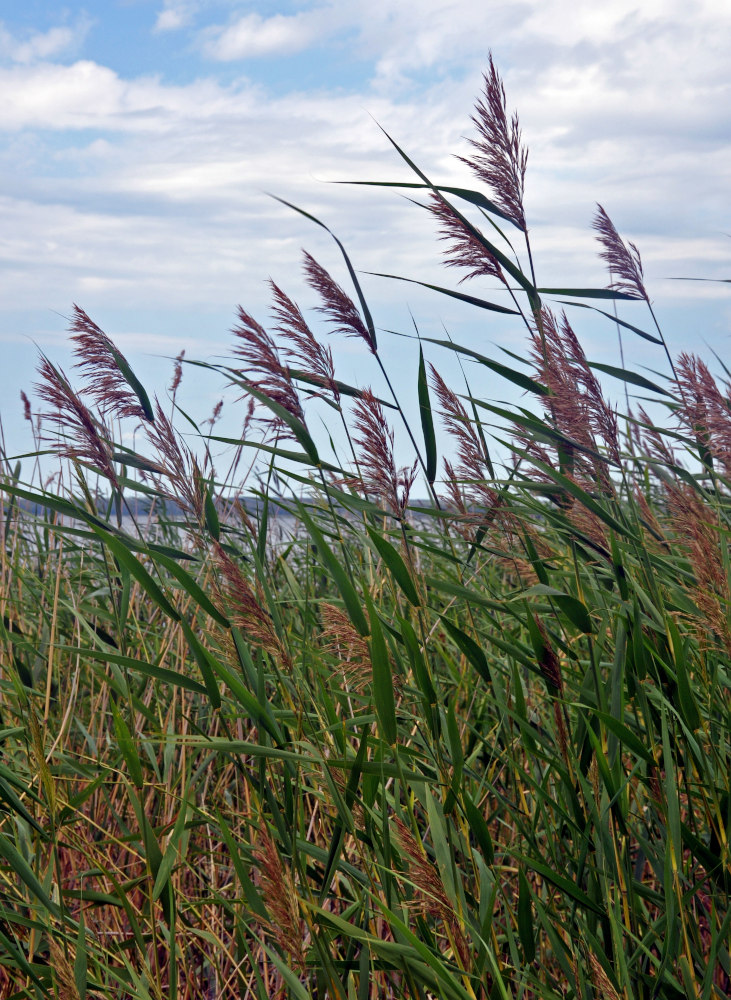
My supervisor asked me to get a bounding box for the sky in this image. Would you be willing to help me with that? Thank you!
[1,0,729,484]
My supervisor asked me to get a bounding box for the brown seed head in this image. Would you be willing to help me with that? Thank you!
[302,250,375,353]
[528,309,618,484]
[144,398,205,522]
[20,390,32,422]
[460,54,528,232]
[352,388,416,515]
[394,818,452,920]
[394,818,470,967]
[430,364,504,530]
[253,823,306,970]
[212,541,288,663]
[269,280,339,401]
[675,352,731,475]
[586,951,622,1000]
[428,194,507,285]
[592,205,647,301]
[636,405,678,467]
[666,483,731,653]
[534,615,563,693]
[321,602,372,693]
[69,304,150,422]
[169,349,185,396]
[34,356,120,490]
[232,306,305,431]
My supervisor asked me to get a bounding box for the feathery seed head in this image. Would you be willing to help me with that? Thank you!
[169,349,185,396]
[302,250,375,353]
[20,390,32,422]
[675,352,731,475]
[70,305,151,422]
[253,823,306,970]
[534,615,563,693]
[212,541,288,663]
[352,388,416,515]
[269,280,339,401]
[34,356,120,490]
[460,53,528,232]
[428,194,507,285]
[232,305,306,432]
[592,205,647,301]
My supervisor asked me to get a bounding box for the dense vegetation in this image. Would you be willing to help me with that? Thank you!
[1,57,729,999]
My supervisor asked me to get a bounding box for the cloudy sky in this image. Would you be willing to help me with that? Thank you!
[1,0,729,472]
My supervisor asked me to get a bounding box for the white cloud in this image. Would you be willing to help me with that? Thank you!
[0,18,90,65]
[0,60,259,132]
[154,2,197,32]
[202,8,334,60]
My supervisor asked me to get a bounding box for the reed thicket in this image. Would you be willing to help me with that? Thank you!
[0,56,729,1000]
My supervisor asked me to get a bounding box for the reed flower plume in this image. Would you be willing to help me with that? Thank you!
[533,614,571,765]
[232,306,306,433]
[212,541,288,663]
[207,399,223,427]
[428,194,507,285]
[429,364,490,481]
[675,352,731,475]
[253,823,306,970]
[144,398,206,523]
[321,602,371,694]
[533,614,563,693]
[34,356,120,490]
[666,483,731,654]
[169,349,185,398]
[635,406,678,468]
[302,251,375,353]
[269,280,339,401]
[592,206,647,301]
[20,390,32,422]
[586,952,622,1000]
[429,364,504,527]
[69,305,152,422]
[528,309,619,479]
[351,389,417,515]
[553,311,620,463]
[460,53,527,232]
[394,818,470,968]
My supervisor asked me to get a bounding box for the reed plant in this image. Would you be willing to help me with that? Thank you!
[0,55,729,1000]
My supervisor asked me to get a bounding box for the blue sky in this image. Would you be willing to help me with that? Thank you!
[1,0,730,481]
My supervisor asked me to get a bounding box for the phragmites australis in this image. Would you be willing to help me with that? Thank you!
[460,53,528,233]
[139,399,204,519]
[526,309,620,481]
[429,363,503,527]
[635,405,677,468]
[212,541,289,665]
[20,390,32,422]
[351,388,417,515]
[302,250,376,353]
[69,305,152,423]
[665,483,731,654]
[675,352,731,476]
[428,193,507,285]
[268,280,339,401]
[252,823,307,970]
[393,818,470,968]
[169,349,185,398]
[592,205,648,301]
[231,305,305,433]
[320,602,372,694]
[34,356,120,490]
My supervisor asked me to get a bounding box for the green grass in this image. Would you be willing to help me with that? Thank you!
[0,58,729,999]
